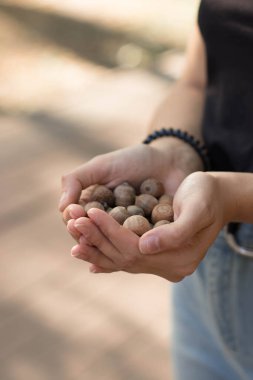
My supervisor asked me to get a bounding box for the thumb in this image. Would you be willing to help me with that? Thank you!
[139,203,205,254]
[58,158,104,211]
[59,174,83,211]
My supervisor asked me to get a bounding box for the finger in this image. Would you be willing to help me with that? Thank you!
[62,204,85,224]
[89,264,118,274]
[59,175,83,212]
[71,243,116,270]
[59,158,110,211]
[139,202,208,254]
[67,219,81,241]
[87,208,139,253]
[86,208,141,269]
[74,217,122,264]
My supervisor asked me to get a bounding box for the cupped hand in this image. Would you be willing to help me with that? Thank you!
[70,209,190,282]
[60,140,203,247]
[70,171,228,282]
[59,140,203,213]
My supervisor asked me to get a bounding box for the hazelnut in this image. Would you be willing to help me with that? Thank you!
[91,185,115,207]
[135,194,158,216]
[79,198,87,207]
[140,178,164,198]
[127,205,144,217]
[123,215,151,236]
[80,184,99,204]
[83,201,105,213]
[153,220,171,228]
[159,194,173,205]
[151,203,174,224]
[109,206,129,225]
[113,183,135,207]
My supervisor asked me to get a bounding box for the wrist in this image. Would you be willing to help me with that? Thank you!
[143,128,210,172]
[208,172,240,224]
[148,135,205,174]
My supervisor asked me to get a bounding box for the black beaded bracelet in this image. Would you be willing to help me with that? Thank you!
[142,128,211,171]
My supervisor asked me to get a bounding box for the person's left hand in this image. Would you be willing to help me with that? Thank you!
[69,172,230,282]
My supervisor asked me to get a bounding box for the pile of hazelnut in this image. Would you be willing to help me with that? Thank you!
[79,178,174,236]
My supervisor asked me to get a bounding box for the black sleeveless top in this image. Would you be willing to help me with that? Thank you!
[198,0,253,172]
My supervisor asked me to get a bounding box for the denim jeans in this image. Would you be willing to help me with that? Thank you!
[171,224,253,380]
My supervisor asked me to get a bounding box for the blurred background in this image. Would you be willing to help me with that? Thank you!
[0,0,199,379]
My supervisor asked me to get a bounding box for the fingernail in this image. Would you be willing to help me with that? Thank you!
[74,221,83,229]
[71,245,80,257]
[139,235,160,254]
[87,208,96,217]
[69,209,76,219]
[67,219,74,232]
[90,266,99,273]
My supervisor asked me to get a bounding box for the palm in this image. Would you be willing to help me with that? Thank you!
[103,144,188,196]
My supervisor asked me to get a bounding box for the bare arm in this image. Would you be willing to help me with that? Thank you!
[148,25,207,147]
[63,24,253,280]
[210,172,253,224]
[59,25,208,212]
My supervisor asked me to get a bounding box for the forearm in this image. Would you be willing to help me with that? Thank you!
[148,80,205,143]
[143,25,207,175]
[211,172,253,224]
[144,80,206,174]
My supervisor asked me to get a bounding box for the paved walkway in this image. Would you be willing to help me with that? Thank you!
[0,2,199,379]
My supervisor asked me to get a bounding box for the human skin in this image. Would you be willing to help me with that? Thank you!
[67,171,253,281]
[59,25,206,213]
[58,25,208,279]
[59,25,253,280]
[62,140,202,245]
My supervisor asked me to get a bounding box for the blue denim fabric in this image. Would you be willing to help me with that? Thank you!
[171,224,253,380]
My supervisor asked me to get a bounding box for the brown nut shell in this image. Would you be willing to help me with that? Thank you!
[109,206,129,225]
[140,178,164,198]
[151,203,174,224]
[113,183,136,207]
[127,205,144,217]
[123,215,151,236]
[80,184,99,204]
[135,194,158,216]
[79,198,87,207]
[91,185,115,207]
[83,201,105,214]
[159,194,173,205]
[153,220,171,228]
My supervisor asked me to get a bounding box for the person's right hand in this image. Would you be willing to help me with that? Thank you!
[69,171,227,281]
[59,139,203,241]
